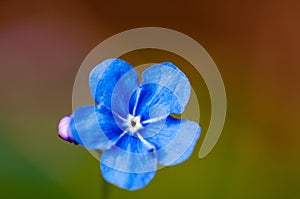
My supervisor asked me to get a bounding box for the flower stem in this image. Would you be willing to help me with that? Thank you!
[101,180,110,199]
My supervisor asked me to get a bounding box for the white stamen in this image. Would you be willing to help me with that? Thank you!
[132,87,141,116]
[142,115,167,124]
[113,111,126,122]
[118,130,128,139]
[137,132,155,150]
[96,104,127,122]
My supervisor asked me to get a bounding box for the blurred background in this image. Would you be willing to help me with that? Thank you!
[0,0,299,198]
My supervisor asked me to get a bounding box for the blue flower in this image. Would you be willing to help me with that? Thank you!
[58,58,201,190]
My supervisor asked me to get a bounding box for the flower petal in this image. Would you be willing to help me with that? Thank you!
[101,135,157,173]
[101,163,156,191]
[129,84,177,121]
[142,116,201,166]
[89,58,139,113]
[100,136,157,190]
[140,62,191,114]
[110,67,140,119]
[69,105,123,150]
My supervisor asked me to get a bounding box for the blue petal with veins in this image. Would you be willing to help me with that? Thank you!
[58,58,201,190]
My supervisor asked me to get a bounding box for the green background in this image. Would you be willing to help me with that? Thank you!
[0,1,299,198]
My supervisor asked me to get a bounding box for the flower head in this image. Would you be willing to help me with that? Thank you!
[58,58,201,190]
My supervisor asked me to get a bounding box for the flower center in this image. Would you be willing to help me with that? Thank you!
[126,114,142,134]
[131,120,136,127]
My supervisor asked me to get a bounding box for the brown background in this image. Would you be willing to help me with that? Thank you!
[0,1,299,198]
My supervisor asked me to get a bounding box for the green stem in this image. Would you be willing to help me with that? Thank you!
[101,180,110,199]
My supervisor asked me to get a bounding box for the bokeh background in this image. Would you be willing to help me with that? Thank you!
[1,1,299,198]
